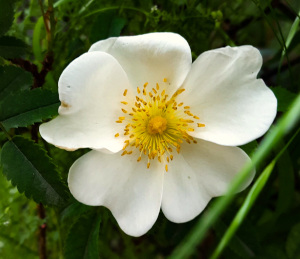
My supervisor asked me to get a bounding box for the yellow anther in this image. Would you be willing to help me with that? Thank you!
[197,123,205,127]
[123,143,129,149]
[116,81,203,169]
[193,115,200,119]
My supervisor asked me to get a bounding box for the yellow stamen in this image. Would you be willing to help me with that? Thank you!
[115,78,204,170]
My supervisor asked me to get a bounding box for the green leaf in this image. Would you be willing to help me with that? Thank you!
[0,136,69,207]
[0,0,14,36]
[0,65,33,102]
[90,11,126,43]
[286,223,300,259]
[271,87,297,112]
[0,36,28,59]
[32,17,44,63]
[0,88,59,130]
[64,212,101,259]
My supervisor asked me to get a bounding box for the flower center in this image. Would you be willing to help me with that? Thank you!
[115,78,205,172]
[147,116,167,134]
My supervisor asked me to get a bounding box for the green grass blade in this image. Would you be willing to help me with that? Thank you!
[283,8,300,54]
[209,127,300,259]
[209,162,275,259]
[168,94,300,259]
[279,8,300,66]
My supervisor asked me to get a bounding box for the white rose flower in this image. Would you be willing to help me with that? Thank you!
[40,32,277,237]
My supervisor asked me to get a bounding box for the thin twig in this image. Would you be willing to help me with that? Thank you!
[10,53,53,89]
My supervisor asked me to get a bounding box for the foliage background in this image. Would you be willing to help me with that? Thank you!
[0,0,300,258]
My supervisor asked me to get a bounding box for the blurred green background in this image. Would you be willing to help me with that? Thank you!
[0,0,300,258]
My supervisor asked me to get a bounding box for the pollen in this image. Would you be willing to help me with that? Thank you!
[115,78,205,171]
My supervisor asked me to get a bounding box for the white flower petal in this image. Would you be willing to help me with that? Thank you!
[40,51,133,152]
[162,140,254,223]
[89,32,192,92]
[68,150,164,237]
[181,46,277,146]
